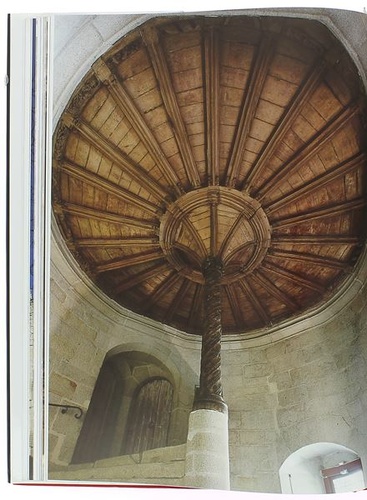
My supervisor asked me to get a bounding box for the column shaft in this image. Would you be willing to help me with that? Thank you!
[194,256,226,412]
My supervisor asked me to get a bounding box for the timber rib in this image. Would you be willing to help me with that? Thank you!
[56,202,157,229]
[271,198,366,229]
[61,161,158,215]
[141,26,201,188]
[226,36,275,188]
[95,249,163,273]
[92,59,184,197]
[242,60,326,192]
[265,152,365,213]
[254,103,360,200]
[204,27,220,186]
[62,113,169,201]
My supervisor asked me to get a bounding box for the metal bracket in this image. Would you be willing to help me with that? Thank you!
[49,403,83,419]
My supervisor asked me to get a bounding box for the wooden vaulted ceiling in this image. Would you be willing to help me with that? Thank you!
[53,14,367,336]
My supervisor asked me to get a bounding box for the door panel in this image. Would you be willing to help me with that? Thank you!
[124,378,173,454]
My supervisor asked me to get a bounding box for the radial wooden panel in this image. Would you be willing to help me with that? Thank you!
[53,15,367,336]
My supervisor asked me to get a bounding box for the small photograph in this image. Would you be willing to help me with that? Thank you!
[10,5,367,494]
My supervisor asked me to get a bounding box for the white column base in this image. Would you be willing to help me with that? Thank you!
[184,408,230,490]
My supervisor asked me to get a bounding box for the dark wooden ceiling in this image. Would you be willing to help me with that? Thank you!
[53,15,367,336]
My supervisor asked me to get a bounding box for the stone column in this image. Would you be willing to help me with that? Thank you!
[184,256,230,489]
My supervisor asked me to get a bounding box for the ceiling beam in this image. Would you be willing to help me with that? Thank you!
[252,270,299,312]
[267,249,348,270]
[219,211,247,258]
[114,262,169,294]
[141,26,201,189]
[181,216,208,261]
[62,112,169,202]
[95,249,164,273]
[204,27,220,186]
[224,284,246,329]
[237,279,270,326]
[262,261,325,293]
[173,242,204,268]
[265,152,365,214]
[164,278,193,323]
[140,271,182,313]
[55,202,157,229]
[254,103,360,200]
[92,59,184,197]
[226,37,275,188]
[223,241,256,266]
[271,234,360,245]
[75,236,159,248]
[242,60,325,191]
[61,160,158,215]
[272,197,366,229]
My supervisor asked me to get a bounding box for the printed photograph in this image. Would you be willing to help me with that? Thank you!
[46,7,367,493]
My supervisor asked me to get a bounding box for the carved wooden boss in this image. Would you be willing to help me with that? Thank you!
[53,16,367,411]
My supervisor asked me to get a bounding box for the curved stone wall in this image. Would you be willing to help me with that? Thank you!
[222,283,367,491]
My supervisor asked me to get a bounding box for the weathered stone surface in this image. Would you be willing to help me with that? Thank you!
[243,362,272,378]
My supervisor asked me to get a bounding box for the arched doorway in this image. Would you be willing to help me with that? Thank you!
[279,443,365,494]
[71,351,177,464]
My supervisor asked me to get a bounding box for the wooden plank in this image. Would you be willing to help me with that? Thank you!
[63,112,169,202]
[218,212,244,258]
[272,197,366,229]
[141,26,201,188]
[115,262,169,294]
[226,36,275,187]
[267,249,348,270]
[265,152,365,213]
[75,236,159,248]
[251,271,299,312]
[95,249,164,273]
[140,271,182,313]
[271,234,359,245]
[237,280,270,325]
[164,278,193,323]
[224,285,245,329]
[57,202,156,230]
[242,61,326,190]
[93,59,184,197]
[255,103,360,199]
[262,261,324,293]
[204,27,220,185]
[61,161,159,215]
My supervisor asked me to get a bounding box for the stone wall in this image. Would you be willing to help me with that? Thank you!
[221,279,367,492]
[48,231,200,469]
[49,226,367,492]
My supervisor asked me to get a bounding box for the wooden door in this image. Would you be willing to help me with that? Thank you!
[124,378,173,455]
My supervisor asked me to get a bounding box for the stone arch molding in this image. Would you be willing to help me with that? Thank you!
[106,341,198,394]
[279,442,365,494]
[105,343,198,443]
[72,345,195,463]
